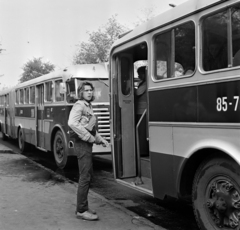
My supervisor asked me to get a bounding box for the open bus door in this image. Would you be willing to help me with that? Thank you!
[116,54,137,178]
[36,84,45,148]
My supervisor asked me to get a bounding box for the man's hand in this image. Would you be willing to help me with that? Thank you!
[102,139,109,147]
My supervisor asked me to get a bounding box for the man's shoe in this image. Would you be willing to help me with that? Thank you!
[76,211,98,221]
[88,208,96,214]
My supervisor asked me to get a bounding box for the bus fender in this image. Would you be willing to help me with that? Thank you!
[184,139,240,166]
[177,140,240,199]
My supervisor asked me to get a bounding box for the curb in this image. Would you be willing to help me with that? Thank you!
[0,148,14,153]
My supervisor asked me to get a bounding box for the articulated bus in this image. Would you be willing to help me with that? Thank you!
[0,63,110,168]
[109,0,240,229]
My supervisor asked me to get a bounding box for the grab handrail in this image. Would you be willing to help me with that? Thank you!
[135,109,147,185]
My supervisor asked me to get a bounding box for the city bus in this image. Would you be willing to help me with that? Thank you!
[0,63,110,168]
[109,0,240,229]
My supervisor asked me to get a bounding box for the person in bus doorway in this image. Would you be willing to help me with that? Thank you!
[135,66,147,123]
[68,81,109,221]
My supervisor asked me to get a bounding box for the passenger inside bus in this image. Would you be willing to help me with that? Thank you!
[134,65,149,157]
[204,39,228,71]
[134,66,147,123]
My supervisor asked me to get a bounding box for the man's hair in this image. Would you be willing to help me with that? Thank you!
[77,81,95,102]
[137,66,146,74]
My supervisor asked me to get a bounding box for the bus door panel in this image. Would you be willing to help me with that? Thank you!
[36,84,44,148]
[117,55,136,178]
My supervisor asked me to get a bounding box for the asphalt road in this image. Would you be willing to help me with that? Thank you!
[0,136,199,230]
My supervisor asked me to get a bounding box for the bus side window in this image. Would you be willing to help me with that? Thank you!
[55,80,64,102]
[6,94,9,106]
[30,86,35,104]
[25,88,29,104]
[20,89,24,104]
[154,34,171,79]
[175,22,195,77]
[202,10,228,71]
[45,81,53,102]
[15,90,19,104]
[66,79,76,103]
[232,5,240,67]
[154,21,195,80]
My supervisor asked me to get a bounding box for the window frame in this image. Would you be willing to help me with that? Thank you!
[152,20,196,82]
[19,89,24,104]
[45,81,53,102]
[200,2,240,73]
[54,79,65,102]
[24,88,30,104]
[29,86,35,104]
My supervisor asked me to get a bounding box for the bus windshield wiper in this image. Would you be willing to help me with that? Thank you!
[97,78,109,87]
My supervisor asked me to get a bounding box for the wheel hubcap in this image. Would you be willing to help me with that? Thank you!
[206,178,240,228]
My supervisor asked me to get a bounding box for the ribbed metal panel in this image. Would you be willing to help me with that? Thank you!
[93,105,110,141]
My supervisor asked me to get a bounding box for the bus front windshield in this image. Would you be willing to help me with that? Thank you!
[66,78,109,103]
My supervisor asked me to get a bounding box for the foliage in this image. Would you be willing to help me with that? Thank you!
[133,7,158,27]
[73,15,129,64]
[0,44,4,54]
[19,57,55,83]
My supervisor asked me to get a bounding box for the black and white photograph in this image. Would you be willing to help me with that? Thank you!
[0,0,240,229]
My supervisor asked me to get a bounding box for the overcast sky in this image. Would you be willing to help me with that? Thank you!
[0,0,187,88]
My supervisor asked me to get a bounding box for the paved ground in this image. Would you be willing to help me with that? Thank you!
[0,143,164,230]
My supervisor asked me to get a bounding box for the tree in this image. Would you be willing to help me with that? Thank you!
[133,7,158,27]
[19,57,55,83]
[0,44,4,54]
[73,15,129,64]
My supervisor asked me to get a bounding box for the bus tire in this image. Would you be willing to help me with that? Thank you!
[192,157,240,230]
[18,128,28,153]
[0,123,7,140]
[2,132,7,140]
[53,130,68,169]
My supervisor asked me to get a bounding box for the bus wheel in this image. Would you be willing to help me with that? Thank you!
[192,157,240,230]
[53,130,68,169]
[0,124,7,140]
[1,131,7,140]
[18,128,28,153]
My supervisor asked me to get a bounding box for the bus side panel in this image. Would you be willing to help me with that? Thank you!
[15,106,36,144]
[149,125,178,199]
[43,105,69,151]
[149,79,240,199]
[148,87,197,198]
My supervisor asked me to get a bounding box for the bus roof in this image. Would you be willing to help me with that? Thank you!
[111,0,230,50]
[13,63,109,89]
[62,63,109,82]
